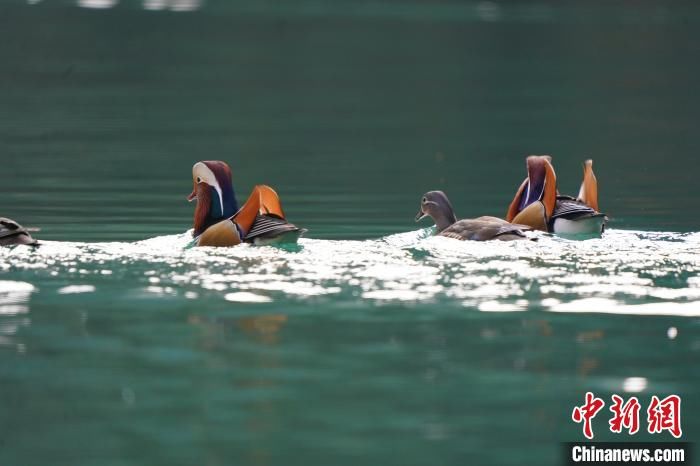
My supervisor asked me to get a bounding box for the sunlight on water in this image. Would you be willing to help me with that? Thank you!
[622,377,648,393]
[74,0,203,10]
[0,281,34,352]
[2,229,699,316]
[76,0,117,8]
[0,281,35,316]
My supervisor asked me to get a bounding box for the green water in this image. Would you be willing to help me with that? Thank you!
[1,1,699,465]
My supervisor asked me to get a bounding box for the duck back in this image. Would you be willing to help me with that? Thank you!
[439,216,531,241]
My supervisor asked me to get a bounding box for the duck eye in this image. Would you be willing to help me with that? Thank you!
[196,177,202,183]
[422,197,427,204]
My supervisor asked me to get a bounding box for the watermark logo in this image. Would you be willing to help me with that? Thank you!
[647,395,682,438]
[572,392,606,439]
[572,392,682,439]
[609,394,641,435]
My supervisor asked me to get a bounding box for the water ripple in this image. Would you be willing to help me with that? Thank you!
[1,229,700,316]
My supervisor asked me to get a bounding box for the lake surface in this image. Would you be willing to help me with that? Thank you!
[1,1,699,465]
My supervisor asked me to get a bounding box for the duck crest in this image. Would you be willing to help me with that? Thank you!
[507,155,557,223]
[201,160,238,218]
[192,161,240,236]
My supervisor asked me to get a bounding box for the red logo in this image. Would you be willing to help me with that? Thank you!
[572,392,606,439]
[647,395,682,438]
[609,395,641,435]
[572,393,682,439]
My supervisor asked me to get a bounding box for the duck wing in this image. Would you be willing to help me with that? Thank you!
[440,216,530,241]
[232,185,305,244]
[244,214,304,243]
[552,196,606,220]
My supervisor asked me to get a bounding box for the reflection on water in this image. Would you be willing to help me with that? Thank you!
[32,0,692,24]
[76,0,118,8]
[187,311,289,465]
[0,280,34,316]
[74,0,203,11]
[623,377,648,393]
[0,281,33,353]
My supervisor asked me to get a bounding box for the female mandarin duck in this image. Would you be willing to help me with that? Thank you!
[506,155,607,235]
[187,161,303,247]
[416,191,532,241]
[0,217,38,246]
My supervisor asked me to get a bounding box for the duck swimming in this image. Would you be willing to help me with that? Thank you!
[188,161,303,247]
[416,191,532,241]
[0,218,38,246]
[506,156,607,236]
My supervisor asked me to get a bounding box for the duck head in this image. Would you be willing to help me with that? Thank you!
[415,191,457,232]
[188,161,239,236]
[506,155,557,223]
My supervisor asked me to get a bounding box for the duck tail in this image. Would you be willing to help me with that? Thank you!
[577,159,599,212]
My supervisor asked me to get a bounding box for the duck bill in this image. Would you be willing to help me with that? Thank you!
[187,187,197,202]
[415,209,427,222]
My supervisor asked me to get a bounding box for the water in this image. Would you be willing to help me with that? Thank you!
[2,1,700,465]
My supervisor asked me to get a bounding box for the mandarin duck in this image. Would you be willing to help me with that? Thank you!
[187,161,303,246]
[506,156,607,236]
[416,191,532,241]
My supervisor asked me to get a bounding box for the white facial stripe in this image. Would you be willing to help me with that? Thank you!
[524,180,530,202]
[541,178,547,200]
[214,186,224,216]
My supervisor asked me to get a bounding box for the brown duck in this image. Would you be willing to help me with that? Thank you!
[0,218,38,246]
[416,191,532,241]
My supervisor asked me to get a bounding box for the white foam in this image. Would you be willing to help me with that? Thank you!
[1,229,700,313]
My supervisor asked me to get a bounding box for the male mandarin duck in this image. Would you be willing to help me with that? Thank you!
[506,155,607,235]
[0,217,38,246]
[187,161,304,247]
[416,191,532,241]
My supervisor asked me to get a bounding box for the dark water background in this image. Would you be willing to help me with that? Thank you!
[1,1,699,465]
